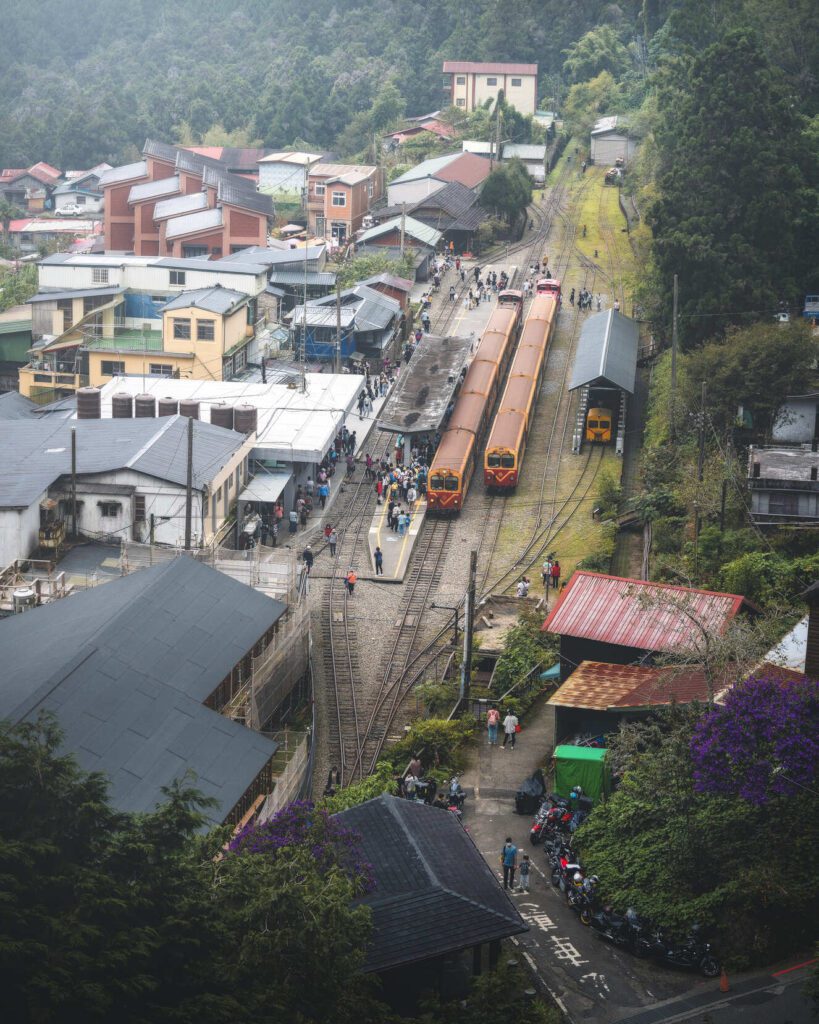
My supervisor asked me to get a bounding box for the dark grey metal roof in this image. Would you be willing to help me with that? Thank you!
[217,179,274,217]
[0,391,39,419]
[143,138,181,164]
[160,286,248,315]
[267,270,336,287]
[335,795,526,972]
[377,332,473,433]
[0,415,245,508]
[309,284,400,331]
[155,257,267,277]
[0,557,284,825]
[27,286,125,304]
[569,309,638,394]
[219,245,325,267]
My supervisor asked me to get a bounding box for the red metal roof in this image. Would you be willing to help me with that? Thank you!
[548,661,712,711]
[436,152,492,189]
[542,572,754,654]
[443,61,538,76]
[28,161,62,183]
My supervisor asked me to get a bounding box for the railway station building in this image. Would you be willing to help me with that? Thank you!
[77,373,362,515]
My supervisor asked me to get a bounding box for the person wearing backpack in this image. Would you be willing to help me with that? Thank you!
[486,706,500,746]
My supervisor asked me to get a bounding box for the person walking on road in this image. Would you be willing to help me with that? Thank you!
[502,710,519,749]
[518,854,531,893]
[487,706,500,746]
[501,838,518,890]
[569,287,575,306]
[550,559,561,590]
[329,528,337,557]
[374,545,384,576]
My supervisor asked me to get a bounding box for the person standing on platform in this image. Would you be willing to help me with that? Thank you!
[374,545,384,576]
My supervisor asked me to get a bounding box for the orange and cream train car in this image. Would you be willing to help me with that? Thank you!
[483,289,560,489]
[427,290,523,513]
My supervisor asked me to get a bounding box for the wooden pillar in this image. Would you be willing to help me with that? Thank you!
[489,939,501,968]
[472,944,482,976]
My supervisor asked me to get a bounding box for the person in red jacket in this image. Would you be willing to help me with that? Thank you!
[550,559,561,589]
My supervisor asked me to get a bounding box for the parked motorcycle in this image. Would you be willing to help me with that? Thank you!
[530,794,570,845]
[645,926,721,977]
[590,906,650,952]
[567,874,599,926]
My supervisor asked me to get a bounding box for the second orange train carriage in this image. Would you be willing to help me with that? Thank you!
[483,286,560,490]
[427,291,523,513]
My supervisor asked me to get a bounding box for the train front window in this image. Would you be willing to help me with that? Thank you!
[430,474,444,490]
[488,454,501,467]
[588,419,599,428]
[445,476,459,491]
[501,455,514,468]
[601,420,610,429]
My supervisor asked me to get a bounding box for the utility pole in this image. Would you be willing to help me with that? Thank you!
[301,229,308,392]
[70,427,77,539]
[694,379,706,580]
[184,414,193,550]
[459,550,478,707]
[334,277,342,374]
[399,203,406,258]
[670,273,678,440]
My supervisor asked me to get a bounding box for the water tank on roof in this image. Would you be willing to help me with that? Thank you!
[157,397,179,417]
[111,392,134,418]
[210,403,234,430]
[76,386,101,419]
[233,403,258,434]
[134,394,156,418]
[13,588,36,614]
[179,399,200,419]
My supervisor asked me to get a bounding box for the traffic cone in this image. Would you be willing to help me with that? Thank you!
[719,968,730,993]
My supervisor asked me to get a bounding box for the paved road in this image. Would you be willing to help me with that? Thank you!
[461,702,702,1023]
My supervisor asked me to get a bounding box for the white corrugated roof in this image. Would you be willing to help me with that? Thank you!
[164,207,223,240]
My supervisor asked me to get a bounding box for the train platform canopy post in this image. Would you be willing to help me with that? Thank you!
[553,744,611,803]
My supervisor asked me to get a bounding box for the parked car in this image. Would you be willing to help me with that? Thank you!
[55,203,83,216]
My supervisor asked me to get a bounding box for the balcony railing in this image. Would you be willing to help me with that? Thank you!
[749,477,819,493]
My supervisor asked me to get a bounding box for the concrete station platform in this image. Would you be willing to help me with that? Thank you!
[367,497,427,582]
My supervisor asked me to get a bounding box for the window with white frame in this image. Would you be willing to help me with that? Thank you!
[456,99,465,107]
[314,183,325,196]
[100,360,125,376]
[149,363,174,376]
[169,270,186,286]
[486,77,497,86]
[92,267,109,284]
[331,191,346,207]
[456,76,466,85]
[98,501,121,518]
[511,77,522,87]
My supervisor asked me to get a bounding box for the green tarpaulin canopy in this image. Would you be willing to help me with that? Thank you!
[539,663,561,681]
[553,744,610,803]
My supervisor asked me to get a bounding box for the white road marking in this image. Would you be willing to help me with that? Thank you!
[549,935,589,967]
[580,972,610,998]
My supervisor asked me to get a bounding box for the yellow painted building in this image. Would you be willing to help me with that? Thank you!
[20,286,253,401]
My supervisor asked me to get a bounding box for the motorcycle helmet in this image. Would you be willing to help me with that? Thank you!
[573,872,583,883]
[589,875,599,885]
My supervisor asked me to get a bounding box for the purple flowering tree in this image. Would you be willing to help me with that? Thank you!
[690,673,819,804]
[229,799,374,894]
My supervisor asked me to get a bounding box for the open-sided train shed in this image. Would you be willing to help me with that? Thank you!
[569,309,639,454]
[377,332,474,450]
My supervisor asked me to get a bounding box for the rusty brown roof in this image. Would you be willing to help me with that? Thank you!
[547,660,712,710]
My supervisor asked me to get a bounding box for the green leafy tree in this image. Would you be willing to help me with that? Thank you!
[681,320,818,438]
[479,159,532,227]
[648,31,816,347]
[562,25,632,83]
[0,713,380,1024]
[577,704,819,966]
